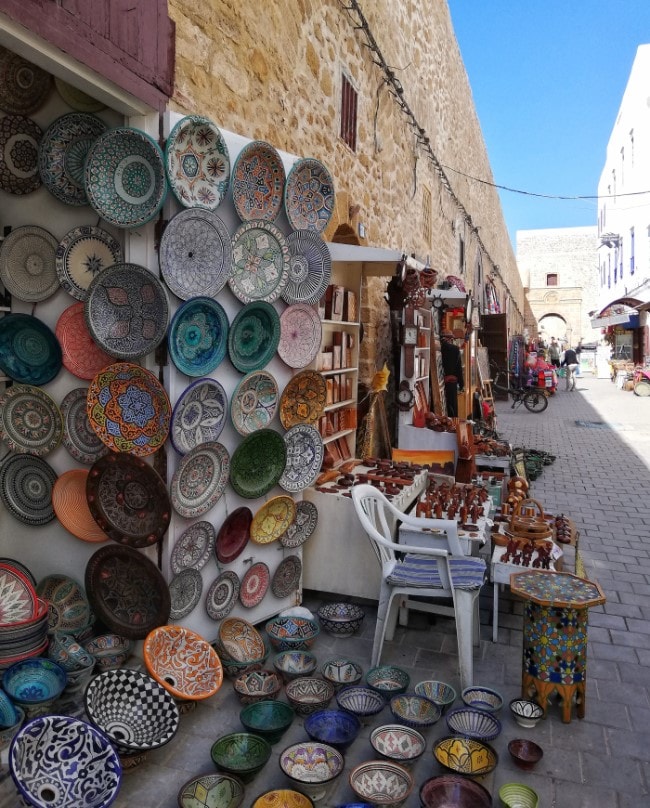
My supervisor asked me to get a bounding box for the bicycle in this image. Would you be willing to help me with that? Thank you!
[490,368,549,413]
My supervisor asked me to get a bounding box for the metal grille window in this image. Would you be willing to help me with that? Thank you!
[340,73,358,151]
[422,187,431,245]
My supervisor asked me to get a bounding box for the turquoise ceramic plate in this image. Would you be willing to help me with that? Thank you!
[169,297,229,377]
[0,314,62,386]
[228,301,280,374]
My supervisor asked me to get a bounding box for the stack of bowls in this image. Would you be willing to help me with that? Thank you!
[0,561,49,671]
[84,633,133,671]
[216,618,268,679]
[36,573,94,637]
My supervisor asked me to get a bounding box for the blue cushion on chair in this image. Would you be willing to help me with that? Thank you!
[448,557,487,589]
[386,554,486,589]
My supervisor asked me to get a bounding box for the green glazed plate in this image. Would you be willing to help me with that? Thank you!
[228,301,280,374]
[229,429,286,499]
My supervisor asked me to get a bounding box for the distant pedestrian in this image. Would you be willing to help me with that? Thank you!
[440,330,464,417]
[561,347,579,391]
[548,338,561,368]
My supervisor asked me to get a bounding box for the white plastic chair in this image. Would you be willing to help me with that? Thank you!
[351,484,486,690]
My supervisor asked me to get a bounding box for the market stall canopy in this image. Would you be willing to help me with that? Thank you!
[590,302,640,329]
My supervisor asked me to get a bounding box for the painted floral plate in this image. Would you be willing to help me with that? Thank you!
[168,297,229,377]
[279,424,324,493]
[232,140,285,222]
[56,302,115,380]
[0,384,62,457]
[284,157,335,233]
[229,221,290,304]
[170,442,230,519]
[0,225,59,303]
[279,370,327,429]
[280,500,319,548]
[282,231,332,305]
[206,571,241,621]
[55,225,122,301]
[278,303,322,368]
[229,429,287,499]
[60,387,109,465]
[215,507,252,565]
[230,370,279,436]
[170,377,228,454]
[228,301,281,374]
[170,520,216,575]
[239,562,270,609]
[250,496,297,545]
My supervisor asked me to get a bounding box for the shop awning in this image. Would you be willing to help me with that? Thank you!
[327,243,402,276]
[590,310,640,329]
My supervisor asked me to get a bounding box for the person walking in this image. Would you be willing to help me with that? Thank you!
[548,338,561,368]
[561,346,579,391]
[440,330,464,417]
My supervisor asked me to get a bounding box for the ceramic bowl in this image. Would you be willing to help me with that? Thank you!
[3,658,67,715]
[211,732,272,784]
[433,735,498,776]
[273,650,318,683]
[349,760,413,808]
[144,625,223,701]
[0,686,19,728]
[0,705,24,752]
[239,699,295,745]
[252,790,314,808]
[509,698,544,728]
[215,641,270,679]
[413,680,457,713]
[265,616,320,651]
[234,669,283,705]
[419,774,492,808]
[336,685,385,724]
[320,658,363,690]
[366,666,410,699]
[304,709,361,752]
[370,724,426,767]
[461,685,503,713]
[280,741,345,802]
[316,602,365,636]
[36,574,93,635]
[219,618,266,663]
[63,658,95,694]
[84,634,133,670]
[177,773,245,808]
[445,706,502,741]
[499,783,539,808]
[47,631,96,671]
[508,738,544,770]
[390,694,441,729]
[285,677,334,717]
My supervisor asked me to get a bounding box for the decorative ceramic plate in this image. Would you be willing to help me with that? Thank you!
[169,568,203,620]
[170,520,216,575]
[54,77,106,113]
[56,302,115,380]
[0,384,62,456]
[228,301,280,374]
[51,469,108,543]
[230,370,279,436]
[206,570,240,620]
[84,126,167,228]
[0,225,58,303]
[170,442,230,519]
[280,500,318,548]
[229,221,290,304]
[87,362,171,456]
[279,370,327,429]
[0,314,62,386]
[170,377,228,454]
[85,263,169,360]
[168,297,229,377]
[0,563,37,625]
[86,452,171,548]
[159,208,232,300]
[38,112,107,206]
[85,544,171,640]
[271,555,302,599]
[232,140,285,222]
[60,387,109,465]
[284,158,335,233]
[278,303,322,368]
[165,115,230,209]
[279,424,324,493]
[239,563,270,609]
[250,495,297,545]
[282,231,332,305]
[55,225,122,301]
[0,47,51,114]
[215,507,252,564]
[229,429,286,499]
[0,453,56,526]
[0,115,42,195]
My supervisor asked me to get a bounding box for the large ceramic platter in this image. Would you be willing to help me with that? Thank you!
[0,562,38,625]
[85,544,171,640]
[0,314,62,386]
[232,140,285,222]
[159,208,232,300]
[56,302,115,380]
[170,442,230,519]
[229,221,290,304]
[0,115,42,195]
[0,225,59,302]
[250,495,297,545]
[278,303,322,368]
[206,571,240,621]
[84,263,169,360]
[229,429,286,500]
[228,301,280,374]
[86,452,171,548]
[279,370,327,429]
[52,469,108,543]
[86,363,171,457]
[282,231,332,305]
[280,500,319,548]
[0,384,62,457]
[38,112,107,206]
[165,115,230,209]
[55,225,122,301]
[170,520,216,575]
[215,507,252,565]
[230,370,279,436]
[279,424,324,493]
[84,126,168,228]
[239,562,269,609]
[168,297,229,377]
[284,157,335,233]
[60,387,109,466]
[0,47,51,114]
[271,555,302,599]
[169,568,203,621]
[54,77,106,113]
[0,453,56,526]
[170,377,228,455]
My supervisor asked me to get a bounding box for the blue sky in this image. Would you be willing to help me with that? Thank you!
[447,1,650,248]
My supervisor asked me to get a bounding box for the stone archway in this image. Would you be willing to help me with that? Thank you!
[538,312,568,344]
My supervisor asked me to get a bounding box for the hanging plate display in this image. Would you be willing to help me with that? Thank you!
[206,571,240,621]
[284,157,335,233]
[0,115,42,195]
[38,112,107,206]
[0,562,38,625]
[168,297,229,377]
[56,302,115,380]
[271,555,302,599]
[54,77,106,113]
[0,384,62,456]
[0,314,62,386]
[86,362,171,456]
[229,221,290,304]
[250,495,297,545]
[60,387,109,466]
[279,424,324,493]
[239,563,270,609]
[280,500,319,549]
[55,225,123,301]
[282,231,332,305]
[215,507,252,565]
[0,225,59,302]
[228,301,280,374]
[229,429,287,500]
[84,263,169,360]
[170,442,230,519]
[169,568,203,621]
[86,452,171,548]
[159,208,232,300]
[279,370,327,429]
[0,47,51,114]
[170,377,228,455]
[0,453,56,526]
[232,140,285,222]
[230,370,279,436]
[278,303,322,368]
[84,126,167,228]
[170,520,216,576]
[52,469,108,543]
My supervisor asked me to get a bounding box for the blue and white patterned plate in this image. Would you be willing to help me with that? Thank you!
[170,521,216,575]
[168,297,229,377]
[55,225,122,301]
[284,157,335,233]
[279,424,324,493]
[170,442,230,519]
[282,230,332,305]
[229,221,290,304]
[170,377,228,454]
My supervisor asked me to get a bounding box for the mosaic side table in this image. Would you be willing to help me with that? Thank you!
[510,570,605,723]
